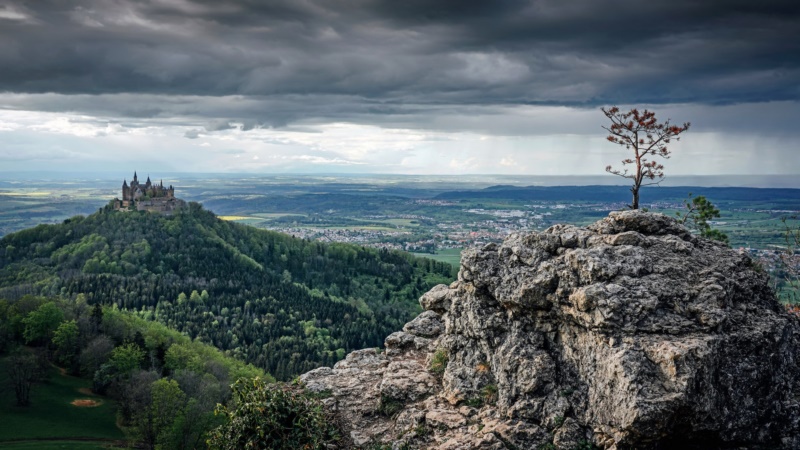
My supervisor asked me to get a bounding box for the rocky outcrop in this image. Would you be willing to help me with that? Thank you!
[301,211,800,449]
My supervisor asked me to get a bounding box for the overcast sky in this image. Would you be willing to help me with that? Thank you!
[0,0,798,177]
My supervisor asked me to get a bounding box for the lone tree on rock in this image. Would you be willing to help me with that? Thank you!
[602,106,690,209]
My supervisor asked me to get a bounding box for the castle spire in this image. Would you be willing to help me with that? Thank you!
[123,179,128,188]
[133,171,138,182]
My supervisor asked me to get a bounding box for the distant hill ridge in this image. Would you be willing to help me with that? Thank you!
[436,185,800,203]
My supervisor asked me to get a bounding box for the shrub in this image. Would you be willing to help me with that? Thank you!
[207,377,339,449]
[575,440,599,450]
[429,349,448,376]
[463,397,483,408]
[378,394,404,417]
[481,383,498,405]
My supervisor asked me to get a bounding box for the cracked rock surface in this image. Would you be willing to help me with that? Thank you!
[300,211,800,449]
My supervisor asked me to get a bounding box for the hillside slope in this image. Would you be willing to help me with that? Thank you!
[0,203,453,379]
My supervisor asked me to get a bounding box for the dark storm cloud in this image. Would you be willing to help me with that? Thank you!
[0,0,798,126]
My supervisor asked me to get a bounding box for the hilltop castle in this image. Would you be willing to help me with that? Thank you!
[113,171,185,214]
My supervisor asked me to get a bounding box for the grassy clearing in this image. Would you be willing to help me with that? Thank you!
[0,357,124,444]
[380,218,420,228]
[414,248,463,268]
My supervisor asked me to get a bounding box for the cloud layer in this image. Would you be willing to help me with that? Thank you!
[0,0,798,174]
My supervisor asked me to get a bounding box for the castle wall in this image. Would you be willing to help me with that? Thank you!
[114,173,184,214]
[135,197,186,214]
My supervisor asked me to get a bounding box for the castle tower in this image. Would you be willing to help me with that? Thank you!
[115,172,184,213]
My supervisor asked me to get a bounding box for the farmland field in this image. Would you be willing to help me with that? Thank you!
[414,248,463,268]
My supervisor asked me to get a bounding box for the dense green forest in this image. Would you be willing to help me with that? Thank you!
[0,295,264,449]
[0,203,454,380]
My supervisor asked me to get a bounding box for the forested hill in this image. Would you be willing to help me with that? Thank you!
[0,202,454,380]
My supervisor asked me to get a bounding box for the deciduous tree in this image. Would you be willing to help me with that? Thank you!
[602,106,690,209]
[170,370,226,449]
[22,302,64,345]
[52,320,80,373]
[7,349,46,406]
[135,378,186,450]
[80,335,114,376]
[109,342,145,375]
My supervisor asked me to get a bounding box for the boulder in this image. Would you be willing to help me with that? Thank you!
[301,211,800,449]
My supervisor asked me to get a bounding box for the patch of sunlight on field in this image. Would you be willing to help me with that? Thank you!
[219,215,257,221]
[0,192,52,197]
[253,213,307,218]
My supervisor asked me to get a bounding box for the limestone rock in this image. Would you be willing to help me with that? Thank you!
[420,284,452,313]
[380,360,438,402]
[404,311,445,338]
[301,211,800,449]
[553,417,587,449]
[384,331,432,357]
[425,409,467,429]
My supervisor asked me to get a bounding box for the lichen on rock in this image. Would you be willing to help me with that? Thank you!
[300,211,800,449]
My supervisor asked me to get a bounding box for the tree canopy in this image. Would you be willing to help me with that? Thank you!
[0,203,453,379]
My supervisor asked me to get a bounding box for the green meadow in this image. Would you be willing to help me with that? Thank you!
[0,357,124,449]
[414,247,463,269]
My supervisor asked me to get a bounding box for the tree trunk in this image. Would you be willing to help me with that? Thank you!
[9,353,36,406]
[631,184,640,210]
